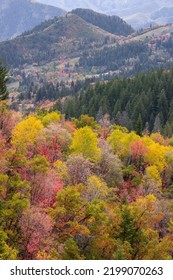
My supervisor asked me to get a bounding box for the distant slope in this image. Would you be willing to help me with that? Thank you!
[0,13,118,67]
[72,8,134,36]
[78,24,173,77]
[0,0,66,42]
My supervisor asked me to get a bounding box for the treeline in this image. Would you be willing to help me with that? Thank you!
[18,74,97,102]
[60,68,173,135]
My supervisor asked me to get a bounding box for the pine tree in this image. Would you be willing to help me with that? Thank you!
[0,60,8,101]
[136,114,143,137]
[158,89,168,124]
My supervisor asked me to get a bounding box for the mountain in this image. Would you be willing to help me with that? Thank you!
[151,7,173,25]
[72,8,134,36]
[0,0,66,42]
[37,0,173,28]
[0,12,119,67]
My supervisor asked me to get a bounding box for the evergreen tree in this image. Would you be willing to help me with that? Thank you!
[119,205,140,246]
[158,89,168,124]
[136,114,143,137]
[0,60,8,101]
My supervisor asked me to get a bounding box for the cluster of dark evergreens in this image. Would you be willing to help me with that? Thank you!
[0,60,8,101]
[18,75,97,102]
[60,68,173,135]
[0,34,61,67]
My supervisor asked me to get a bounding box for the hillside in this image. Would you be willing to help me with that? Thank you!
[0,12,120,68]
[1,97,173,260]
[2,3,173,262]
[37,0,173,28]
[0,0,66,42]
[78,24,173,77]
[4,23,173,108]
[72,8,134,36]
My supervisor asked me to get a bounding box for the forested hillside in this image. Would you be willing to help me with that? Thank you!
[61,68,173,135]
[79,41,151,75]
[0,10,131,68]
[0,14,117,68]
[1,103,173,260]
[78,28,173,76]
[1,2,173,261]
[1,52,173,260]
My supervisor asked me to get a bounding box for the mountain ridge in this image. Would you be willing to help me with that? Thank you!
[72,8,134,36]
[0,9,134,68]
[37,0,173,28]
[0,11,123,67]
[0,0,66,42]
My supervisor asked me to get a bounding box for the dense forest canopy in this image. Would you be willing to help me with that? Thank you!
[1,102,173,260]
[60,68,173,136]
[1,7,173,260]
[1,46,173,259]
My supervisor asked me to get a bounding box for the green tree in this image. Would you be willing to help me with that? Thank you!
[0,60,8,101]
[136,114,143,137]
[158,89,168,124]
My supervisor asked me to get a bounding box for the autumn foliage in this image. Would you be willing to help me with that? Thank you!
[1,103,173,260]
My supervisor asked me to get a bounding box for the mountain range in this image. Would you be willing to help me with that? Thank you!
[0,0,65,42]
[1,0,172,43]
[37,0,173,28]
[0,9,134,67]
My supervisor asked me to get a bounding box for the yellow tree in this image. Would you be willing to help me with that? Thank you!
[108,128,140,162]
[12,116,43,152]
[70,126,101,162]
[41,111,61,127]
[144,142,166,172]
